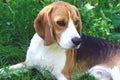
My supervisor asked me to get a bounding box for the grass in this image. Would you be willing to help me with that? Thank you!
[74,72,96,80]
[0,0,120,80]
[0,69,54,80]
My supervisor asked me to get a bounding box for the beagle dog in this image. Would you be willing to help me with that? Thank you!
[0,1,82,80]
[1,1,120,80]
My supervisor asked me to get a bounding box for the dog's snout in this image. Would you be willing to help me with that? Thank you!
[72,37,82,46]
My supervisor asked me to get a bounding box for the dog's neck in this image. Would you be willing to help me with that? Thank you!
[30,33,66,53]
[28,33,67,71]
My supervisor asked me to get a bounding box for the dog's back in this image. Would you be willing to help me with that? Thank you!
[76,35,120,69]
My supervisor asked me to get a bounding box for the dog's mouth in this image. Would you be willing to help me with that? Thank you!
[71,37,82,49]
[58,37,82,49]
[74,43,81,49]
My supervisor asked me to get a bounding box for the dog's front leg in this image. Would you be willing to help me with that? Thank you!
[0,62,28,76]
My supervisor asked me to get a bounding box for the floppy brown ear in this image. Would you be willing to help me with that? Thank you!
[77,17,82,36]
[34,6,54,45]
[76,9,82,36]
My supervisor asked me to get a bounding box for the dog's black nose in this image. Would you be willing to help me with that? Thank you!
[72,37,82,46]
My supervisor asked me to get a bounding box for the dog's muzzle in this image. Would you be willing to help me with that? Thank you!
[72,37,82,47]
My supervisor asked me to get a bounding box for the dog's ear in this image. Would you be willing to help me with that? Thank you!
[76,9,82,36]
[77,17,82,36]
[34,6,54,45]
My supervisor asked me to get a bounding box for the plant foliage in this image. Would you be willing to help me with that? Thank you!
[0,0,120,80]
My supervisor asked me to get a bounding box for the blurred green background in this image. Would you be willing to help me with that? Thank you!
[0,0,120,80]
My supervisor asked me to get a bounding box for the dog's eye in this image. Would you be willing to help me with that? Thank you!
[57,21,65,26]
[75,20,79,25]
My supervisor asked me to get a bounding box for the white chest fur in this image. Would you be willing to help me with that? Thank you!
[25,33,66,77]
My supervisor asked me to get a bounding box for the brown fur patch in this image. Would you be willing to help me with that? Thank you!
[62,49,75,80]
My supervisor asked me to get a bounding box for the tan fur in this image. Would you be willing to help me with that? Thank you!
[98,51,120,68]
[62,49,75,80]
[34,6,54,45]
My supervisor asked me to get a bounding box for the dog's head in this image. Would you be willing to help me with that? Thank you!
[34,1,82,49]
